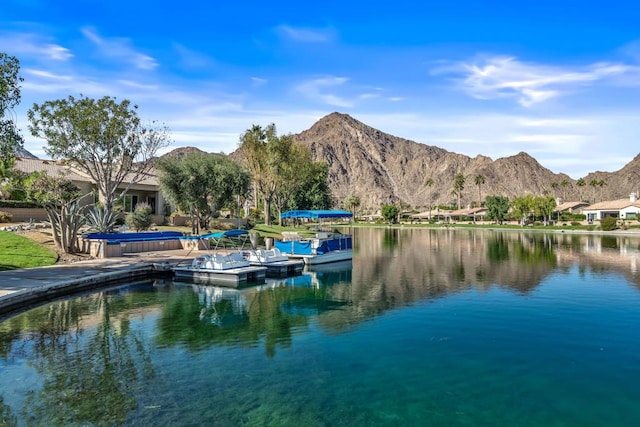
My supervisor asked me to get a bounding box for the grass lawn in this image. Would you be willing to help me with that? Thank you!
[0,231,58,271]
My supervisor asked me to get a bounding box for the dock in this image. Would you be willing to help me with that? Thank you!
[253,260,305,277]
[173,265,268,287]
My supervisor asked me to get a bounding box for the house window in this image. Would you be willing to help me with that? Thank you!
[123,195,138,212]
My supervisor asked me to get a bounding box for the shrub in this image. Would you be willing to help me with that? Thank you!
[126,202,153,231]
[570,221,581,227]
[0,200,41,208]
[0,211,13,223]
[600,217,618,231]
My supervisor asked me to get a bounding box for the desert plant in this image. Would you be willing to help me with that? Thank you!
[126,202,153,231]
[85,206,119,233]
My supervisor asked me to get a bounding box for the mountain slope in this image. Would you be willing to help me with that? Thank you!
[293,113,588,210]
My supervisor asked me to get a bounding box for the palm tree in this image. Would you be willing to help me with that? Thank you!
[452,173,465,210]
[598,180,607,202]
[589,179,599,202]
[474,174,485,207]
[576,178,586,201]
[550,182,559,197]
[345,195,361,219]
[424,177,434,218]
[560,179,569,201]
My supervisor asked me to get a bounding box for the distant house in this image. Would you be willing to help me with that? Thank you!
[582,193,640,222]
[13,157,167,216]
[555,201,590,214]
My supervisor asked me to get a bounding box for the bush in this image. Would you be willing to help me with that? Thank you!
[0,211,13,223]
[570,221,581,227]
[600,217,618,231]
[0,200,41,208]
[126,202,153,231]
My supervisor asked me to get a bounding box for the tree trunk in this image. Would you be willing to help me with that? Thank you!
[263,196,272,226]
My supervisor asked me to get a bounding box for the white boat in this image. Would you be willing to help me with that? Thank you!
[172,230,267,286]
[242,247,289,264]
[274,210,353,265]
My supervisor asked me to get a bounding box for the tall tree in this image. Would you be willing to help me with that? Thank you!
[345,195,361,218]
[511,194,534,226]
[28,95,171,211]
[533,195,556,225]
[474,174,485,207]
[0,52,25,175]
[597,179,607,202]
[239,124,295,226]
[424,177,434,218]
[576,178,586,201]
[156,153,249,235]
[452,173,465,209]
[560,179,569,201]
[485,195,509,224]
[589,179,599,202]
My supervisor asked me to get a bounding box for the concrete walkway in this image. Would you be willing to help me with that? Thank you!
[0,249,197,313]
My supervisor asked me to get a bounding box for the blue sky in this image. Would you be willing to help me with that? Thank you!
[2,0,640,178]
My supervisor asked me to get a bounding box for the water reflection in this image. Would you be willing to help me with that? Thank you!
[2,229,640,425]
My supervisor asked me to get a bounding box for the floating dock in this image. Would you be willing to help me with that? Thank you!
[253,260,305,277]
[172,265,267,287]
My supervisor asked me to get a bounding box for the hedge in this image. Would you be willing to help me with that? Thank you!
[0,200,42,208]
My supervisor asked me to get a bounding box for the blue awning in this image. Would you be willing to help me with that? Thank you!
[280,210,353,219]
[200,229,249,239]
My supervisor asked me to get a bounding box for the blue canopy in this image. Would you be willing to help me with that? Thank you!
[280,210,353,219]
[199,229,249,239]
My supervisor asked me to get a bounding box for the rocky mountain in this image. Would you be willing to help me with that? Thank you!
[15,147,38,159]
[292,112,592,210]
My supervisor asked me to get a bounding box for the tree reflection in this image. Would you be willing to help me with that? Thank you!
[1,288,157,425]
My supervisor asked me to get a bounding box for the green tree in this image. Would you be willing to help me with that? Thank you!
[381,204,399,224]
[0,53,25,180]
[289,161,334,211]
[28,95,171,211]
[452,173,465,209]
[344,195,361,218]
[157,152,249,235]
[597,179,607,202]
[511,194,534,226]
[550,181,559,197]
[485,195,510,224]
[424,177,434,218]
[239,124,294,226]
[576,177,586,201]
[589,179,599,202]
[24,172,87,252]
[474,174,485,207]
[532,195,556,225]
[560,179,569,201]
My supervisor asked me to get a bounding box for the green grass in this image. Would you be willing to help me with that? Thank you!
[0,231,58,271]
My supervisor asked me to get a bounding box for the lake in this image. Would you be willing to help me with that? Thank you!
[1,227,640,426]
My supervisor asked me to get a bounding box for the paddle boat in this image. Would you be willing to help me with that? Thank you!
[274,210,353,265]
[172,229,267,286]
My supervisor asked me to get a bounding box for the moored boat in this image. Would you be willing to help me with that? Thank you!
[275,210,353,265]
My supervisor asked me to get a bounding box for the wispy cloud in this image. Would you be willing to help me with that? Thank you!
[0,31,72,61]
[81,27,157,70]
[251,77,267,87]
[276,25,335,43]
[172,43,216,70]
[296,76,354,108]
[435,55,639,107]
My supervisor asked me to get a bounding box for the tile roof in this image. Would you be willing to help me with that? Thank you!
[584,199,640,210]
[13,158,86,181]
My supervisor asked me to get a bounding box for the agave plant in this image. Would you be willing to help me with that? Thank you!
[85,206,119,233]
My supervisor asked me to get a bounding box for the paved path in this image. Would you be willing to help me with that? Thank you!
[0,249,196,298]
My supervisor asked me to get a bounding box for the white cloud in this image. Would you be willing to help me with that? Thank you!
[276,25,334,43]
[81,27,157,70]
[296,76,354,108]
[251,77,267,86]
[436,55,639,107]
[0,32,72,61]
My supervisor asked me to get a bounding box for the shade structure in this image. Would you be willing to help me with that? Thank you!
[280,210,353,219]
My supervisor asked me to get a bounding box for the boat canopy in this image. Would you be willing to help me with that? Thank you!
[200,229,249,239]
[280,210,353,219]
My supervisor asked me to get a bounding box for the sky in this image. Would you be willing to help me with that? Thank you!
[2,0,640,179]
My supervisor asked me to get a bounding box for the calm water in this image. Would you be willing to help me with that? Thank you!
[1,228,640,426]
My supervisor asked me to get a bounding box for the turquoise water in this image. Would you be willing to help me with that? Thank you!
[1,229,640,426]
